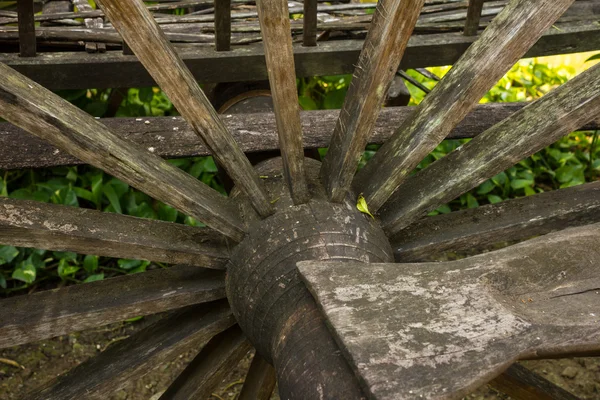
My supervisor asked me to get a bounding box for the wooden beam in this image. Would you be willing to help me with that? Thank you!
[214,0,231,51]
[320,0,425,203]
[463,0,485,35]
[302,0,317,46]
[353,0,576,213]
[0,266,226,349]
[380,62,600,235]
[97,0,273,218]
[238,354,277,400]
[0,62,246,241]
[29,301,235,400]
[17,0,36,57]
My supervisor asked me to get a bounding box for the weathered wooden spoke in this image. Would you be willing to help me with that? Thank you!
[381,62,600,235]
[490,363,579,400]
[238,353,277,400]
[0,63,246,241]
[0,265,226,349]
[299,223,600,400]
[97,0,273,217]
[28,300,235,400]
[160,325,251,399]
[391,181,600,262]
[320,0,425,203]
[255,0,309,204]
[354,0,575,212]
[0,197,229,268]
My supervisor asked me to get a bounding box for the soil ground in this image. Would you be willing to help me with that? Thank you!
[1,314,598,400]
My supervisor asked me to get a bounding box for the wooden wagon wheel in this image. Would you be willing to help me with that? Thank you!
[1,0,599,398]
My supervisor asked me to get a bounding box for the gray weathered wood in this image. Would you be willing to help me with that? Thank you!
[29,301,235,400]
[98,0,273,218]
[0,266,226,349]
[381,62,600,235]
[256,0,309,204]
[0,62,246,241]
[299,223,600,400]
[238,354,277,400]
[391,181,600,262]
[17,0,36,57]
[354,0,576,212]
[320,0,425,203]
[72,0,106,53]
[160,325,251,399]
[303,0,318,46]
[463,0,484,35]
[0,197,229,268]
[214,0,231,50]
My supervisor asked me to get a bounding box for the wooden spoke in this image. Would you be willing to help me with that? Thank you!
[0,63,246,241]
[490,363,579,400]
[391,181,600,262]
[256,0,309,204]
[0,265,226,349]
[380,62,600,235]
[17,0,36,57]
[160,325,251,399]
[29,301,235,400]
[353,0,575,212]
[463,0,485,36]
[214,0,231,51]
[97,0,273,218]
[0,197,229,268]
[238,353,277,400]
[320,0,425,202]
[302,0,317,46]
[298,223,600,400]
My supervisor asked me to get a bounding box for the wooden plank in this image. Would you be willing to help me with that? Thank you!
[72,0,106,53]
[17,0,36,57]
[238,354,277,400]
[159,325,251,399]
[490,363,580,400]
[0,197,229,268]
[463,0,484,35]
[214,0,231,51]
[391,181,600,262]
[29,301,235,400]
[303,0,318,46]
[256,0,309,204]
[320,0,425,203]
[380,62,600,235]
[353,0,576,213]
[0,62,246,241]
[298,223,600,400]
[98,0,273,218]
[0,266,226,349]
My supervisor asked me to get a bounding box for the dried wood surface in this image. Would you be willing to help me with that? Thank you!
[391,181,600,262]
[0,62,246,241]
[98,0,273,218]
[29,301,235,400]
[214,0,232,50]
[238,354,277,400]
[17,0,36,57]
[463,0,485,35]
[302,0,317,46]
[299,223,600,400]
[354,0,576,212]
[320,0,424,202]
[381,62,600,235]
[0,266,226,349]
[71,0,106,52]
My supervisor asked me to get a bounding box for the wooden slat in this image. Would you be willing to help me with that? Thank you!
[298,223,600,400]
[17,0,36,57]
[463,0,485,35]
[256,0,309,204]
[391,181,600,262]
[380,62,600,235]
[353,0,576,213]
[0,266,226,349]
[97,0,273,218]
[0,62,246,241]
[320,0,425,202]
[238,354,277,400]
[0,197,229,268]
[160,325,251,399]
[303,0,318,46]
[29,301,235,400]
[490,363,580,400]
[214,0,231,51]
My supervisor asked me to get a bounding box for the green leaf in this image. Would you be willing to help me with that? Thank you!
[510,179,534,189]
[0,272,6,289]
[84,273,104,283]
[524,185,536,196]
[586,53,600,62]
[356,194,374,219]
[466,193,479,209]
[85,101,108,118]
[435,204,452,214]
[53,251,77,261]
[83,255,99,274]
[12,263,36,284]
[158,204,178,222]
[487,194,503,204]
[298,95,318,110]
[0,246,19,265]
[476,180,495,195]
[118,258,143,270]
[58,259,80,278]
[323,89,346,109]
[138,87,154,103]
[103,184,122,214]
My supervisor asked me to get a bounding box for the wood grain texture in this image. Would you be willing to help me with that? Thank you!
[354,0,576,212]
[381,62,600,235]
[160,325,251,399]
[238,354,277,400]
[490,363,580,400]
[0,266,226,349]
[0,62,246,241]
[98,0,273,218]
[302,0,317,46]
[299,223,600,400]
[72,0,106,53]
[3,102,600,170]
[463,0,485,35]
[391,181,600,262]
[320,0,425,203]
[17,0,36,57]
[256,0,309,204]
[29,301,235,400]
[214,0,231,51]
